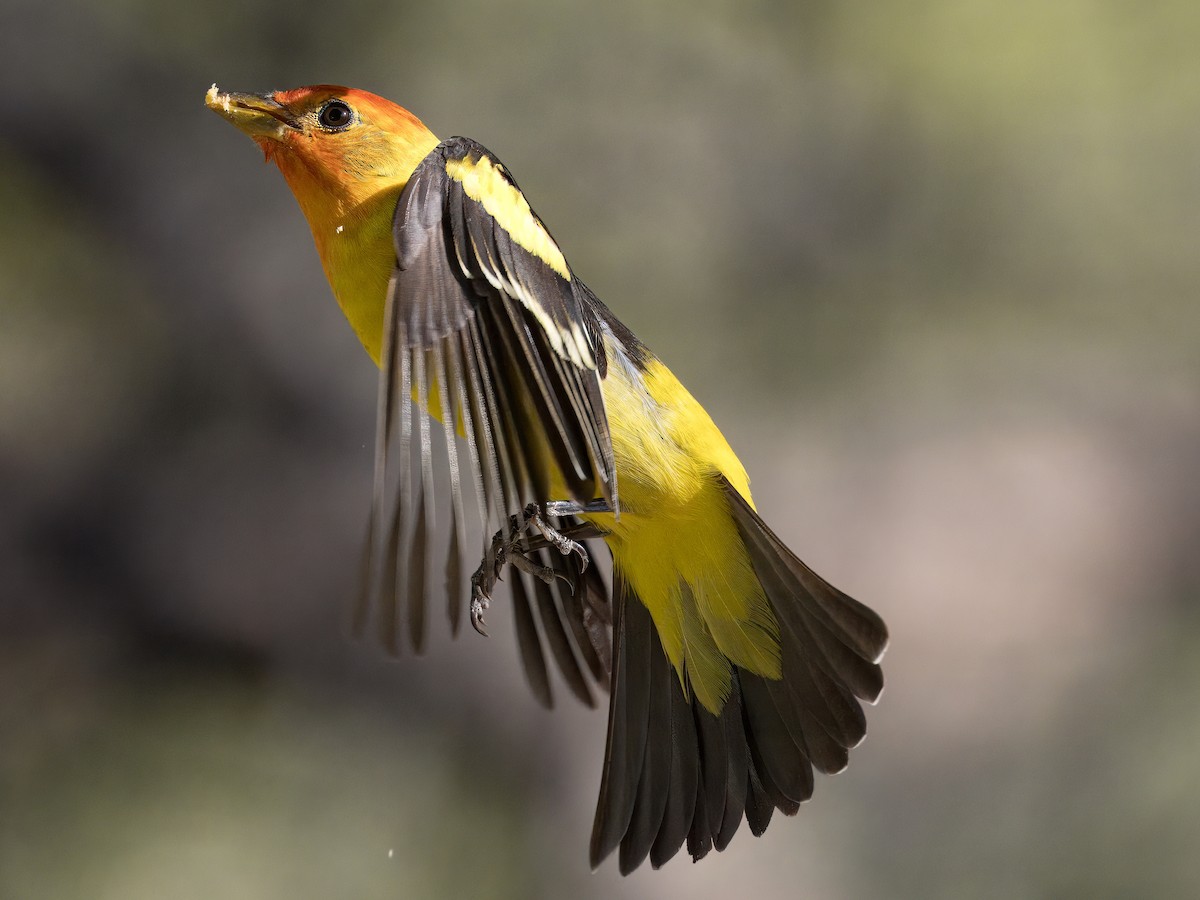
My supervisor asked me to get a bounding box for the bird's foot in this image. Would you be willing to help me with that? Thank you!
[469,503,592,636]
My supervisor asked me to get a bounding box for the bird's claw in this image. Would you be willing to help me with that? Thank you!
[470,590,491,636]
[525,503,589,572]
[565,538,589,573]
[470,548,502,637]
[467,502,592,638]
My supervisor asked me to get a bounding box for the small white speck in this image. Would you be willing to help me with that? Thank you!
[335,224,344,234]
[387,849,394,858]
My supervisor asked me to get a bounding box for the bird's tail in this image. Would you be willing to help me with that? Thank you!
[589,475,888,873]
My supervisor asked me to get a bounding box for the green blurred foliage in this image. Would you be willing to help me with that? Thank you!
[2,0,1198,897]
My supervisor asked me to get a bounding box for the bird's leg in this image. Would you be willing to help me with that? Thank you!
[470,502,607,636]
[544,499,614,517]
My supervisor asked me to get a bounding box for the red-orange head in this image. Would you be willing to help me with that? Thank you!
[207,84,442,363]
[206,84,440,228]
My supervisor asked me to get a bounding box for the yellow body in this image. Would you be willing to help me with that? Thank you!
[207,84,781,713]
[584,351,779,711]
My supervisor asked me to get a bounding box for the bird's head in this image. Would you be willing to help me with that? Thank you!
[206,84,440,225]
[207,84,442,362]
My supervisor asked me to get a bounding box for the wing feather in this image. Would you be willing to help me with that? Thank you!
[448,328,489,533]
[358,137,615,707]
[530,551,595,709]
[431,340,466,634]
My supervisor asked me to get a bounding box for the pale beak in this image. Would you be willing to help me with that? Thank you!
[206,84,300,141]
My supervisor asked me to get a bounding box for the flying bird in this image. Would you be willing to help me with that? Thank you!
[207,83,888,874]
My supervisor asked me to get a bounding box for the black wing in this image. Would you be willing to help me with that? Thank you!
[355,137,616,707]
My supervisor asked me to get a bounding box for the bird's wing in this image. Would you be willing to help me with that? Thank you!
[356,136,616,707]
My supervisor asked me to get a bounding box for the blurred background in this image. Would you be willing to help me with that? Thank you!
[2,0,1198,897]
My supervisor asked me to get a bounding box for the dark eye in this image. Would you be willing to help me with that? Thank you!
[318,100,353,130]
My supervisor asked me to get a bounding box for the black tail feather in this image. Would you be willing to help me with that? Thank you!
[588,476,887,872]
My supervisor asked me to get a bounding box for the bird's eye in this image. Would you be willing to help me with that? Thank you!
[318,100,354,130]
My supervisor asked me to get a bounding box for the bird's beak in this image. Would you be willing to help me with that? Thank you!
[206,84,300,141]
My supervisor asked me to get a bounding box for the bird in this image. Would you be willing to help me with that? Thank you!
[206,83,888,874]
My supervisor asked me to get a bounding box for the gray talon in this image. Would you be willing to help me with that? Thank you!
[470,592,491,636]
[467,502,596,639]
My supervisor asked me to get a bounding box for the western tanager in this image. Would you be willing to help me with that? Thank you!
[207,83,888,874]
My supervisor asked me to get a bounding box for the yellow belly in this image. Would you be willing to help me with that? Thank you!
[583,351,781,713]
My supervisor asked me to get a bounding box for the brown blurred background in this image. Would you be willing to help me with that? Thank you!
[2,1,1199,897]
